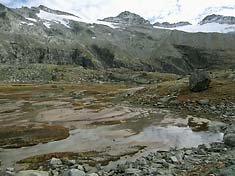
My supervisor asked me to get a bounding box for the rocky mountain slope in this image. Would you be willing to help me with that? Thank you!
[153,21,192,28]
[0,3,235,75]
[101,11,150,25]
[200,14,235,25]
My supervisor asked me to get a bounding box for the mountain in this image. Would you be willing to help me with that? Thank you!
[199,14,235,25]
[153,21,191,28]
[154,14,235,34]
[0,3,235,76]
[101,11,150,25]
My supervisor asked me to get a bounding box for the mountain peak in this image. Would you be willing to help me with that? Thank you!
[200,14,235,25]
[117,11,137,17]
[101,11,150,25]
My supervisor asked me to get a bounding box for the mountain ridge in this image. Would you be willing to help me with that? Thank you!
[0,3,235,76]
[200,14,235,25]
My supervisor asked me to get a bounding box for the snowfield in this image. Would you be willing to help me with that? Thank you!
[36,10,119,29]
[154,23,235,34]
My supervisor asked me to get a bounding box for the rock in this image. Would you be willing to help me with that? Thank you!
[125,168,141,175]
[50,170,59,176]
[67,160,76,166]
[16,170,49,176]
[185,150,193,155]
[6,168,15,172]
[220,165,235,176]
[87,174,98,176]
[188,117,210,131]
[210,106,217,110]
[116,164,127,173]
[159,96,171,104]
[175,151,184,163]
[5,168,15,176]
[189,70,211,92]
[62,169,86,176]
[170,156,178,163]
[224,134,235,147]
[198,99,210,105]
[139,158,147,166]
[49,158,62,169]
[76,165,84,171]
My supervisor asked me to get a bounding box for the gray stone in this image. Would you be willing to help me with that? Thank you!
[49,158,62,169]
[86,174,98,176]
[67,160,76,166]
[6,168,15,172]
[170,156,178,163]
[75,165,84,171]
[16,170,49,176]
[198,99,210,105]
[189,70,211,92]
[62,169,86,176]
[224,134,235,147]
[139,158,147,166]
[188,117,210,131]
[125,168,141,174]
[220,165,235,176]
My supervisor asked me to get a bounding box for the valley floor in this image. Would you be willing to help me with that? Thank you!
[0,67,235,176]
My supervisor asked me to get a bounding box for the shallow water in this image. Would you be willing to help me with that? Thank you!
[0,117,223,168]
[0,84,224,169]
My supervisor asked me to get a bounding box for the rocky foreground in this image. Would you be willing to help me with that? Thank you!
[1,69,235,176]
[2,134,235,176]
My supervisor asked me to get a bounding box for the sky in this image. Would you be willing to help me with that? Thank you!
[1,0,235,24]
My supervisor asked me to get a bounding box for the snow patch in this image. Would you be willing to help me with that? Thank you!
[154,23,235,34]
[37,10,119,29]
[26,17,37,22]
[93,20,119,29]
[43,22,52,28]
[20,21,34,26]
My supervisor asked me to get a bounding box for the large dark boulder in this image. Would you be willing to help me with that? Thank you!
[189,70,211,92]
[224,134,235,147]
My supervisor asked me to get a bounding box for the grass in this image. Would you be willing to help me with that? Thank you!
[0,125,69,149]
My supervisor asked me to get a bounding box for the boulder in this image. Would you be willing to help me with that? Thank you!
[125,168,141,175]
[198,99,210,105]
[87,174,99,176]
[223,134,235,147]
[189,70,211,92]
[16,170,49,176]
[62,169,86,176]
[188,117,210,131]
[220,165,235,176]
[49,158,62,169]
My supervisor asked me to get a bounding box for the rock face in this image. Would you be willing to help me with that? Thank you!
[189,70,211,92]
[200,14,235,25]
[154,21,191,28]
[224,134,235,147]
[101,11,150,25]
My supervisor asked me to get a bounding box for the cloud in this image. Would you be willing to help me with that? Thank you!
[1,0,235,23]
